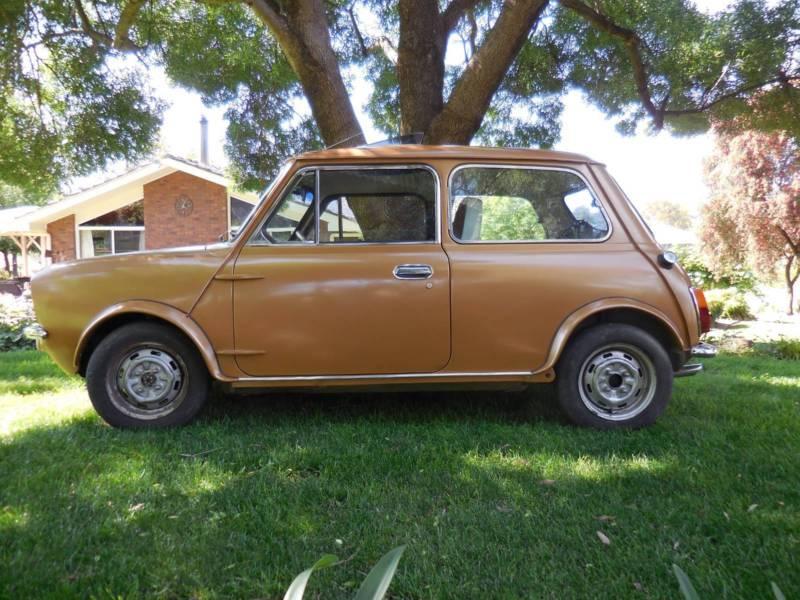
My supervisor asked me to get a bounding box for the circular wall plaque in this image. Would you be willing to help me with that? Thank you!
[175,195,194,217]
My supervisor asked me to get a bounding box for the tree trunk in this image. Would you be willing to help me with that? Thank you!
[397,0,446,135]
[2,250,9,274]
[249,0,365,147]
[786,254,798,316]
[426,0,550,144]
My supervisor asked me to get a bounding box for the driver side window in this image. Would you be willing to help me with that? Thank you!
[257,171,316,244]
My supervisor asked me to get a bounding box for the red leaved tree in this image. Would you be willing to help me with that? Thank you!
[701,129,800,314]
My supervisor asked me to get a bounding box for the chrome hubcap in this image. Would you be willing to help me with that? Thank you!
[114,347,184,418]
[578,344,656,421]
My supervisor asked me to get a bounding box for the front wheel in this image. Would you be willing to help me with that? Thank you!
[555,323,673,429]
[86,322,210,428]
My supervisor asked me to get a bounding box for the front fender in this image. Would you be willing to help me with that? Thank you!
[74,300,231,381]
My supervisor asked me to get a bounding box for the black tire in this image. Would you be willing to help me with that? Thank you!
[555,323,673,429]
[86,322,210,428]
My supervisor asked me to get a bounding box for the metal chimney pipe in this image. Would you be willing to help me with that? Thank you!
[200,115,209,165]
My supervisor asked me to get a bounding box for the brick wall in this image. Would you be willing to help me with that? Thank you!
[47,214,76,263]
[143,171,228,250]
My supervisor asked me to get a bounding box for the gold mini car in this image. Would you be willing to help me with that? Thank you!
[29,145,715,429]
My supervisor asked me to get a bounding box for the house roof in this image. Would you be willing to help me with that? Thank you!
[0,155,253,235]
[0,205,40,235]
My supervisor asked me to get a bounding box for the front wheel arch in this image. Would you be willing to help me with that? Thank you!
[76,304,223,380]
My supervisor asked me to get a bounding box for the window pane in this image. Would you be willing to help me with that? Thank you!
[80,230,112,256]
[256,171,316,243]
[319,168,435,243]
[80,200,144,226]
[450,167,609,242]
[230,197,255,229]
[114,230,144,253]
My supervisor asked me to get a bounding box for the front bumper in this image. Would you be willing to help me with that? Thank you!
[23,323,48,340]
[23,323,48,349]
[675,342,717,377]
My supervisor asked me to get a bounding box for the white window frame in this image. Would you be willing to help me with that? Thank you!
[77,225,145,258]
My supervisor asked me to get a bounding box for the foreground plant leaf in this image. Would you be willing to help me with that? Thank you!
[673,564,700,600]
[283,554,338,600]
[354,545,406,600]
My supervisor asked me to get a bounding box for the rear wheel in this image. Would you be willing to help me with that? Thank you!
[86,322,210,428]
[555,323,673,429]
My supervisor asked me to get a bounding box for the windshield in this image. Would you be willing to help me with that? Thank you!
[230,161,294,241]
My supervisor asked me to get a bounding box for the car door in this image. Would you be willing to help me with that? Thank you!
[232,164,451,377]
[442,163,633,373]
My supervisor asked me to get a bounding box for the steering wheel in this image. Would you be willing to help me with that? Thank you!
[258,227,306,244]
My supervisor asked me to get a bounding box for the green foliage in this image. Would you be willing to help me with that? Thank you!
[354,545,405,600]
[0,292,35,351]
[771,337,800,360]
[673,564,700,600]
[704,287,754,320]
[284,554,338,600]
[1,351,800,596]
[673,245,757,292]
[480,197,546,241]
[282,545,405,599]
[2,1,799,194]
[642,200,692,230]
[673,563,786,599]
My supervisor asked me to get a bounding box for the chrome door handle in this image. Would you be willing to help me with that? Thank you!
[393,264,433,280]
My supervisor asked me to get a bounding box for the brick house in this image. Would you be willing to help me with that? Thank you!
[0,155,256,277]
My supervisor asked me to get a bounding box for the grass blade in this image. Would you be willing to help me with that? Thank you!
[353,545,406,600]
[283,554,338,600]
[672,564,700,600]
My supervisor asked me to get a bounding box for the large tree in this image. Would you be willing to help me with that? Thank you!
[2,0,799,194]
[701,128,800,314]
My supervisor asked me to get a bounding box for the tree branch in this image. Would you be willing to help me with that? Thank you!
[114,0,146,49]
[73,0,141,51]
[442,0,484,33]
[427,0,550,144]
[777,225,800,256]
[560,0,800,129]
[559,0,662,127]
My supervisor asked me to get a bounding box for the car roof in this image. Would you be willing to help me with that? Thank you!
[295,144,600,165]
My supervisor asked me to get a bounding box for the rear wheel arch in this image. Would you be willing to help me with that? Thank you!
[547,303,687,372]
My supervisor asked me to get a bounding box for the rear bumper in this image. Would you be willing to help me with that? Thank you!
[691,342,717,358]
[675,342,717,378]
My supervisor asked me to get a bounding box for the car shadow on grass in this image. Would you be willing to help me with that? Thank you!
[205,384,565,427]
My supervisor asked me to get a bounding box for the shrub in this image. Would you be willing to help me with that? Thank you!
[772,338,800,360]
[704,288,754,320]
[672,245,757,293]
[0,291,36,351]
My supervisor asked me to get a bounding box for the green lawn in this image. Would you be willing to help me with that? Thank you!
[0,350,798,599]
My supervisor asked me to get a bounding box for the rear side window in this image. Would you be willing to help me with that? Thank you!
[449,166,609,242]
[319,168,436,243]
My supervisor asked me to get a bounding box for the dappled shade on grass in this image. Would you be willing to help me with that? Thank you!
[0,352,798,598]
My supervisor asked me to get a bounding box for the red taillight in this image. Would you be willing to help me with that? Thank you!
[693,288,711,334]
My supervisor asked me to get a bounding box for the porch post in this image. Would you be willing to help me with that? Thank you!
[21,234,29,278]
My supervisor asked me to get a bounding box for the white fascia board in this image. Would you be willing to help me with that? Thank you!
[26,161,173,229]
[161,157,230,188]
